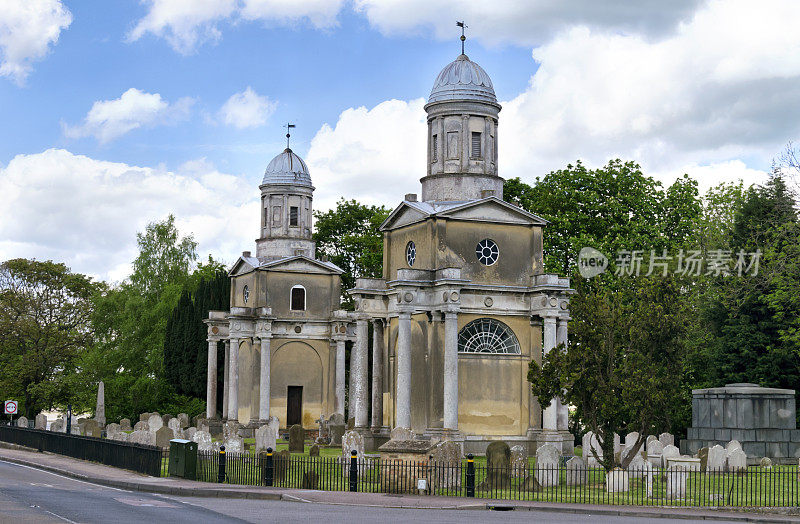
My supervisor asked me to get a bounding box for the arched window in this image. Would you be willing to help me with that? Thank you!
[458,318,520,354]
[290,285,306,311]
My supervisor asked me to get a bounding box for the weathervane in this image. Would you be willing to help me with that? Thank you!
[456,21,467,55]
[285,122,295,149]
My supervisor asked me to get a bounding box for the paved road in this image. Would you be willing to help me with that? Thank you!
[0,459,751,523]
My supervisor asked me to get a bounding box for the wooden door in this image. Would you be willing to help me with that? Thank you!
[287,386,303,426]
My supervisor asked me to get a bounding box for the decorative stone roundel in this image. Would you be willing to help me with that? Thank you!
[458,318,520,354]
[294,325,302,333]
[406,241,416,267]
[484,297,494,307]
[450,291,459,302]
[211,326,219,335]
[404,292,414,303]
[475,239,499,265]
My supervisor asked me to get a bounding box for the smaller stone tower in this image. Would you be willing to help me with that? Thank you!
[256,148,315,259]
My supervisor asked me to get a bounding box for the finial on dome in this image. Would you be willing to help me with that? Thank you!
[456,20,467,55]
[285,122,295,150]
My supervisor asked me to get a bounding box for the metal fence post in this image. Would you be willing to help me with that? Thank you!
[349,450,358,492]
[218,445,226,483]
[265,447,274,487]
[466,453,475,497]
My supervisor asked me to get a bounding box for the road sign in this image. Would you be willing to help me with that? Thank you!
[4,400,18,415]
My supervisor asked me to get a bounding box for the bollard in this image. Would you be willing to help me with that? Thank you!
[218,445,226,483]
[265,447,274,487]
[466,453,475,497]
[349,449,358,492]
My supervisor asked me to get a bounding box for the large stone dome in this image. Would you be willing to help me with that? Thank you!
[262,148,312,187]
[428,54,497,104]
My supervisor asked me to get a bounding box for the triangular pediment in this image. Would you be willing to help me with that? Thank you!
[438,198,548,225]
[259,255,343,275]
[229,256,258,276]
[380,202,431,231]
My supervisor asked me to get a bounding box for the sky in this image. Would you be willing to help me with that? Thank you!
[1,0,797,282]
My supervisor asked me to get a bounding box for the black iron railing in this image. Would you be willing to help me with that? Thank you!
[0,425,163,477]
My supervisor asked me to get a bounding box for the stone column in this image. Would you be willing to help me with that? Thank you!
[335,339,346,416]
[542,317,558,431]
[443,311,459,431]
[354,318,369,428]
[396,312,412,429]
[259,336,271,421]
[222,340,230,419]
[371,320,384,430]
[206,340,218,419]
[556,317,569,431]
[228,338,240,422]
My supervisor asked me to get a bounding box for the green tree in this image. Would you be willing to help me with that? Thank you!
[313,199,390,307]
[0,259,98,417]
[528,274,689,470]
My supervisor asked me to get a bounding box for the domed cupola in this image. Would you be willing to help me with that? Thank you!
[262,147,313,188]
[428,54,497,105]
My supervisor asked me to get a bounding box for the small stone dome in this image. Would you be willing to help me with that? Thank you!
[428,54,497,104]
[262,148,312,187]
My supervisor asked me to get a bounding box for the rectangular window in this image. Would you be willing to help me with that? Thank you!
[291,286,306,311]
[289,206,299,227]
[471,132,482,158]
[432,134,438,162]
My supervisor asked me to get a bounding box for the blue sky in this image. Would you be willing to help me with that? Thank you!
[1,1,798,280]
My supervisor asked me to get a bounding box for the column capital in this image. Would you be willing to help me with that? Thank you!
[443,310,459,319]
[397,310,413,319]
[542,315,558,325]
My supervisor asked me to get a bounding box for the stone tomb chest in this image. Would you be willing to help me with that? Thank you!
[377,439,437,493]
[681,383,799,463]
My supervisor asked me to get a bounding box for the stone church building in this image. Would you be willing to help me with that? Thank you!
[205,48,573,454]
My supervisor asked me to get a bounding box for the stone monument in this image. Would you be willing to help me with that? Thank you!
[95,381,105,427]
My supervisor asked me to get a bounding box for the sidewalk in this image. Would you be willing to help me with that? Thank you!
[0,445,798,522]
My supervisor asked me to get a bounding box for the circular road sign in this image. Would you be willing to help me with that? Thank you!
[4,400,18,415]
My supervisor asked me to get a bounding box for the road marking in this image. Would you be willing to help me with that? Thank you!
[43,509,79,524]
[114,496,177,508]
[0,459,127,492]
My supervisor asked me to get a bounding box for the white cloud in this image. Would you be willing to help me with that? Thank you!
[240,0,346,29]
[0,149,258,281]
[127,0,237,54]
[63,88,194,143]
[306,98,427,211]
[218,87,277,129]
[0,0,72,84]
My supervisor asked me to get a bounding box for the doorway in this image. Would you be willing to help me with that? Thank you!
[287,386,303,426]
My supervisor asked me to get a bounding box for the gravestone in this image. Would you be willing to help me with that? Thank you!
[255,419,278,453]
[390,427,415,441]
[162,414,173,426]
[16,416,28,428]
[139,413,150,422]
[224,436,243,453]
[95,381,106,426]
[697,446,709,472]
[83,419,101,437]
[329,424,345,446]
[155,426,174,449]
[582,431,602,465]
[605,468,629,492]
[129,430,156,446]
[707,445,727,471]
[105,423,121,438]
[727,448,747,472]
[666,465,688,498]
[194,417,207,429]
[177,413,190,428]
[661,444,680,467]
[659,432,674,447]
[726,440,742,454]
[430,439,462,489]
[646,439,663,457]
[50,419,64,433]
[192,430,213,451]
[274,449,290,481]
[626,450,649,479]
[185,427,196,440]
[341,430,365,476]
[521,475,542,492]
[346,417,355,430]
[147,414,163,432]
[535,443,560,487]
[35,413,47,430]
[110,431,128,442]
[625,432,640,447]
[760,456,772,468]
[565,456,587,486]
[133,421,148,432]
[646,435,657,446]
[288,424,305,453]
[120,418,132,431]
[510,445,528,478]
[167,417,183,438]
[302,470,318,489]
[480,441,511,490]
[309,444,320,457]
[223,421,240,440]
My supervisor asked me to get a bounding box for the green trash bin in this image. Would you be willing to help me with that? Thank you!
[168,439,198,480]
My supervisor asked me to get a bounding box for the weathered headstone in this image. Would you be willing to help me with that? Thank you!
[288,424,305,453]
[133,420,148,432]
[697,446,709,472]
[626,450,649,479]
[224,436,243,453]
[346,417,355,430]
[105,423,121,438]
[329,424,345,446]
[309,444,320,457]
[390,426,415,441]
[727,447,746,473]
[605,468,629,492]
[646,439,663,457]
[661,444,680,468]
[480,441,511,490]
[35,413,47,430]
[192,430,213,451]
[625,432,640,447]
[155,426,174,448]
[726,440,742,454]
[95,381,106,427]
[177,413,190,428]
[535,443,560,487]
[659,432,674,448]
[666,465,688,498]
[194,416,207,429]
[274,449,290,481]
[50,419,64,433]
[110,431,129,442]
[83,419,101,438]
[129,430,156,446]
[223,420,240,440]
[184,427,196,440]
[760,457,773,469]
[707,445,726,472]
[139,412,150,422]
[16,416,28,428]
[119,418,132,431]
[565,456,587,486]
[430,439,462,489]
[341,430,365,476]
[147,414,163,432]
[167,417,183,438]
[646,435,657,445]
[255,418,278,453]
[510,445,528,478]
